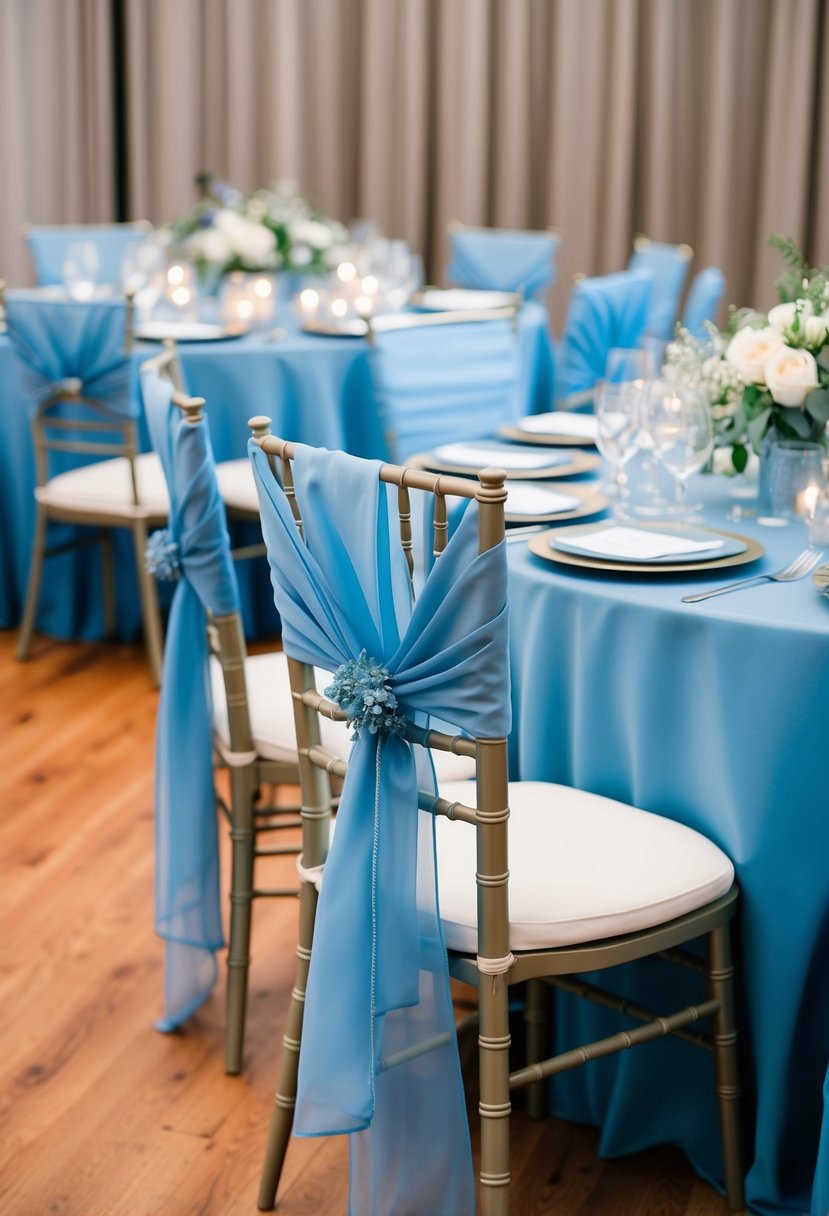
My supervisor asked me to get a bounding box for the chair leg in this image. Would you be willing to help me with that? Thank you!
[101,529,116,639]
[478,968,512,1216]
[131,519,164,687]
[523,979,549,1119]
[258,881,319,1211]
[708,923,745,1211]
[226,767,257,1076]
[16,506,48,661]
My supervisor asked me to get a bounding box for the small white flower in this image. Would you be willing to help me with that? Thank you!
[725,326,784,384]
[183,227,232,265]
[767,299,814,333]
[289,218,334,250]
[762,346,819,407]
[291,244,313,267]
[214,209,277,267]
[803,314,829,347]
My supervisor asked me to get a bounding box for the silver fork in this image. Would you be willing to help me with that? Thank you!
[681,545,825,603]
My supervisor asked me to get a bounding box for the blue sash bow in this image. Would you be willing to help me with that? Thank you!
[141,364,240,1029]
[250,441,511,1215]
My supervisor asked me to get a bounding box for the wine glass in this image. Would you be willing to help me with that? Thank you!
[605,347,653,385]
[62,241,99,300]
[121,240,165,319]
[645,382,713,520]
[595,379,644,519]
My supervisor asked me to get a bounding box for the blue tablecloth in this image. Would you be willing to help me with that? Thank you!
[507,476,829,1216]
[0,303,554,639]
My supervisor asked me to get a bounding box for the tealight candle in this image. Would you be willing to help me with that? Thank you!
[251,275,275,325]
[336,261,357,284]
[296,287,321,325]
[795,484,821,519]
[330,295,348,320]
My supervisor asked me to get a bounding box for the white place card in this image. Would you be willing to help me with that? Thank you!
[560,526,725,560]
[433,443,566,470]
[507,484,579,515]
[516,411,598,439]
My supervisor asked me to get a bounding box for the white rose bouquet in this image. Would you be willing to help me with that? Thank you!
[665,235,829,474]
[166,173,349,280]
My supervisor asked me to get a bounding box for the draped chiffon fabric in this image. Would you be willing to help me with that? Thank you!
[250,441,511,1215]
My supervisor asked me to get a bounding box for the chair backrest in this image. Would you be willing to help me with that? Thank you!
[627,235,693,341]
[139,347,248,1030]
[5,289,138,490]
[367,307,521,460]
[24,221,153,287]
[555,268,653,407]
[248,425,511,1214]
[681,267,726,339]
[446,222,561,300]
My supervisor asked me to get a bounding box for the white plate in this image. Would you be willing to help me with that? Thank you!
[412,288,518,312]
[431,442,569,471]
[135,321,247,342]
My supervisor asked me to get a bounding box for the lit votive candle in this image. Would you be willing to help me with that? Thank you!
[796,484,821,519]
[251,276,275,324]
[296,287,321,325]
[330,295,349,320]
[336,261,357,284]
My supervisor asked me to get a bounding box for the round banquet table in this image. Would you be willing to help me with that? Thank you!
[0,301,554,641]
[506,475,829,1216]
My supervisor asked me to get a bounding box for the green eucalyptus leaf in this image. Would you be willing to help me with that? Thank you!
[746,408,772,451]
[778,408,814,438]
[731,443,749,474]
[805,387,829,424]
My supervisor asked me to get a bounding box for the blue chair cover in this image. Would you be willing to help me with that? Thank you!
[628,240,692,341]
[25,224,151,287]
[370,318,520,459]
[5,292,133,415]
[681,267,726,339]
[140,361,241,1029]
[250,440,511,1216]
[555,269,653,404]
[446,227,560,300]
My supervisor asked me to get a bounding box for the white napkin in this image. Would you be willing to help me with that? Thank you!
[418,289,513,311]
[558,526,725,560]
[516,411,598,440]
[433,443,565,470]
[507,484,579,515]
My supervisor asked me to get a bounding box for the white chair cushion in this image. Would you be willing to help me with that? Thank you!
[35,451,169,518]
[432,780,735,953]
[215,458,259,515]
[210,651,476,782]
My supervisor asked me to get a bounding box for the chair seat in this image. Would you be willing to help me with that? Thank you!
[215,458,259,515]
[35,451,169,519]
[211,651,477,782]
[433,780,735,953]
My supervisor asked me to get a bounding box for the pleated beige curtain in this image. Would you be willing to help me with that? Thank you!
[0,0,114,287]
[2,0,827,323]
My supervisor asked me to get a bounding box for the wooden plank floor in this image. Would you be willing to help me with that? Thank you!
[0,631,737,1216]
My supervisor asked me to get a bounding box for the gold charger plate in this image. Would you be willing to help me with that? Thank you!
[527,521,765,575]
[505,483,607,524]
[499,417,598,448]
[414,446,600,480]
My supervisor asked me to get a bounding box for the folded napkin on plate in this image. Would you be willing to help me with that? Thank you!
[507,484,579,515]
[433,442,566,470]
[559,526,724,560]
[516,411,598,439]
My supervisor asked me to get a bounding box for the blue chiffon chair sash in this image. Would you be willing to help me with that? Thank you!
[555,269,653,405]
[5,292,133,416]
[250,441,511,1216]
[681,267,726,339]
[25,224,150,287]
[628,241,691,341]
[140,362,241,1029]
[446,228,560,300]
[370,317,520,459]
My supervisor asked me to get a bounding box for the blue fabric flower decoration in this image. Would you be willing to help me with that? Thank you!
[325,650,407,741]
[145,528,181,581]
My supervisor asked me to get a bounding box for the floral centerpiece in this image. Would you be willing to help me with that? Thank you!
[665,235,829,474]
[165,173,349,282]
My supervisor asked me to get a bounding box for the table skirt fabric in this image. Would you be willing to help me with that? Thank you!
[507,478,829,1216]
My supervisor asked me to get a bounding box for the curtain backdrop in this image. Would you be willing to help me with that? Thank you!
[2,0,827,325]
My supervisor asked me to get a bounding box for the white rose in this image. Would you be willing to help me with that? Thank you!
[767,299,813,333]
[803,314,829,346]
[183,227,232,265]
[214,209,276,266]
[725,326,784,384]
[289,218,334,250]
[762,347,819,407]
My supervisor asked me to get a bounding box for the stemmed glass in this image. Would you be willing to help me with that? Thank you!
[595,377,645,519]
[62,241,99,300]
[645,382,713,521]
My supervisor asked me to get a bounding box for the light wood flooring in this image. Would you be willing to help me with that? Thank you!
[0,631,738,1216]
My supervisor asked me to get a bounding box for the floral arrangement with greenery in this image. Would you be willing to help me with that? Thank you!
[165,173,349,279]
[665,235,829,474]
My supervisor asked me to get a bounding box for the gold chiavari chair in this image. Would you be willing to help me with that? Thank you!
[250,427,744,1214]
